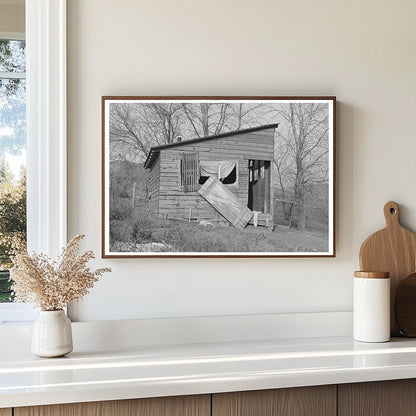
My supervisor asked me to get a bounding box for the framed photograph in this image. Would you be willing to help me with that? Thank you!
[102,96,336,258]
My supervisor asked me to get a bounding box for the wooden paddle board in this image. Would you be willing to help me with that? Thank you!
[359,201,416,336]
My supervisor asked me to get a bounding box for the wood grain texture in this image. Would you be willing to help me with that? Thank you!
[339,380,416,416]
[212,386,336,416]
[158,128,275,210]
[15,395,210,416]
[148,155,161,215]
[162,129,276,162]
[0,409,12,416]
[158,152,248,222]
[394,272,416,336]
[354,271,389,278]
[359,201,416,335]
[198,177,253,229]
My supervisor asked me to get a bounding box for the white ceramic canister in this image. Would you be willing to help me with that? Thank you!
[353,271,390,343]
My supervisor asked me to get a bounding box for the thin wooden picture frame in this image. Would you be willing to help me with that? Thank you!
[102,96,336,258]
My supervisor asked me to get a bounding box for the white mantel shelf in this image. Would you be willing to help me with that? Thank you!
[2,335,416,409]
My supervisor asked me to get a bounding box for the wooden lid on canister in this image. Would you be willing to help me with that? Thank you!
[354,271,390,279]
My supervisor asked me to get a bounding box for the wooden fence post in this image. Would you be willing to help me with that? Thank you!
[132,182,136,207]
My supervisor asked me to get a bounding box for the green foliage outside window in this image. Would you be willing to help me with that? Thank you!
[0,38,27,302]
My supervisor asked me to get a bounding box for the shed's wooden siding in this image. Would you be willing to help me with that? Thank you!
[155,128,275,221]
[147,154,160,215]
[157,151,223,222]
[173,129,275,161]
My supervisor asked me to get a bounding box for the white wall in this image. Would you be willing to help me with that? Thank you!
[0,3,24,33]
[67,0,416,322]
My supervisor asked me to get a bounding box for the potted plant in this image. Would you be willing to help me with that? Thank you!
[10,234,111,357]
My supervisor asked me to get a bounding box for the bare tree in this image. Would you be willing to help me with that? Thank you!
[181,103,264,138]
[181,103,232,137]
[109,103,183,162]
[110,101,274,163]
[273,141,292,222]
[273,103,329,230]
[148,103,183,144]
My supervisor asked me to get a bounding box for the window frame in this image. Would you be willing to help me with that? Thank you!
[0,0,67,324]
[26,0,67,257]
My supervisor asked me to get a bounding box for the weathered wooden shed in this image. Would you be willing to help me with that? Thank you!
[144,124,278,228]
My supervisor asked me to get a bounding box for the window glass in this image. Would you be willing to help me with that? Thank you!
[0,40,26,72]
[0,39,26,303]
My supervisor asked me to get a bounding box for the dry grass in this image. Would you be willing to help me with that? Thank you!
[109,160,329,253]
[110,206,328,253]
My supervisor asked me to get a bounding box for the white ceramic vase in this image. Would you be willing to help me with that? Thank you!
[31,310,73,357]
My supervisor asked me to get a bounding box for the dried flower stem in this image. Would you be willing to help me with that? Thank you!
[10,235,111,310]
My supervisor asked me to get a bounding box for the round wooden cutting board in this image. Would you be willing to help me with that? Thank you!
[395,272,416,337]
[359,201,416,336]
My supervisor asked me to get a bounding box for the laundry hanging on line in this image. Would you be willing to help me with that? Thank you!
[199,160,236,179]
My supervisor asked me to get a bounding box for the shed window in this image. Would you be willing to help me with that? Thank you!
[221,166,237,184]
[181,153,199,193]
[199,160,237,185]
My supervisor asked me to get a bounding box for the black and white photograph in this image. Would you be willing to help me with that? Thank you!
[102,97,335,257]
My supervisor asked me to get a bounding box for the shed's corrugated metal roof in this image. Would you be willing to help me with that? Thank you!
[144,123,279,169]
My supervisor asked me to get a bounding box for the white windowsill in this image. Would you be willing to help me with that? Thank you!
[0,303,36,324]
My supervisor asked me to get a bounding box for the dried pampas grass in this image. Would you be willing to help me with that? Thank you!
[10,234,111,311]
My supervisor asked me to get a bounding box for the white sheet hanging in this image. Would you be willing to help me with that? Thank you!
[199,160,236,179]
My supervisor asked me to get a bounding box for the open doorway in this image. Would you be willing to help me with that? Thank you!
[248,160,271,213]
